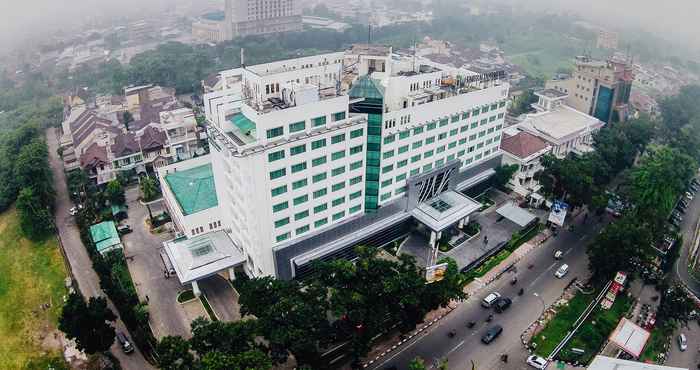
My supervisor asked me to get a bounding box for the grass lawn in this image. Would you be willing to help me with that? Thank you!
[531,292,595,358]
[200,294,218,321]
[0,208,69,369]
[559,294,633,364]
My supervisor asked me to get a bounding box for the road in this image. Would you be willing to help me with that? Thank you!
[47,128,153,369]
[371,212,606,370]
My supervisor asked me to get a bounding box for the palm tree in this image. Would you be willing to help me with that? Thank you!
[140,176,159,224]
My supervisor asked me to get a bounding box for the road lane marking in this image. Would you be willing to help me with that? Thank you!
[447,340,465,356]
[564,248,574,256]
[528,262,557,288]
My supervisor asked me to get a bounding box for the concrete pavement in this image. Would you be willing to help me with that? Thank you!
[369,211,604,370]
[121,186,192,338]
[199,275,243,322]
[47,128,154,369]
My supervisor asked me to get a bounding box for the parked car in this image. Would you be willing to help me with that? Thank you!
[685,192,693,201]
[117,224,132,235]
[481,325,503,344]
[554,250,563,259]
[69,207,78,216]
[554,264,569,278]
[116,331,134,354]
[494,297,512,313]
[670,219,681,228]
[678,333,688,351]
[482,292,501,308]
[526,355,548,369]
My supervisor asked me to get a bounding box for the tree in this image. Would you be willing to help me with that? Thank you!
[140,176,159,202]
[409,357,427,370]
[586,215,653,281]
[156,336,195,370]
[199,349,272,370]
[104,179,125,205]
[657,283,695,326]
[238,277,331,366]
[122,111,134,130]
[16,187,54,240]
[58,293,117,354]
[490,164,519,190]
[189,318,266,359]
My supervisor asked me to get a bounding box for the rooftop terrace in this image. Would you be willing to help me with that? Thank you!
[164,163,218,216]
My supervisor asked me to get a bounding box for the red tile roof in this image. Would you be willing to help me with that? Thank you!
[500,131,549,159]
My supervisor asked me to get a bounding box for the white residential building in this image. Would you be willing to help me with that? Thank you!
[160,108,201,162]
[500,131,551,197]
[162,45,510,281]
[516,89,605,158]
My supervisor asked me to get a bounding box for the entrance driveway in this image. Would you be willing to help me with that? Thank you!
[121,187,193,338]
[199,275,242,322]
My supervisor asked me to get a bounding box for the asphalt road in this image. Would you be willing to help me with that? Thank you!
[47,128,154,369]
[371,212,606,370]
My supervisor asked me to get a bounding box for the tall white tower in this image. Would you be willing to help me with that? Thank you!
[223,0,234,41]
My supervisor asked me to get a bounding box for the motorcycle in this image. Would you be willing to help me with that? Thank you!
[467,321,476,328]
[518,288,524,296]
[486,314,494,322]
[448,330,456,338]
[510,276,518,285]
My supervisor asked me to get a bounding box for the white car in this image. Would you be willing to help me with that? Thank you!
[526,355,548,369]
[679,333,687,351]
[69,206,79,216]
[482,292,501,308]
[554,264,569,278]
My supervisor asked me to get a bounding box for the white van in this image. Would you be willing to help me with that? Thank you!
[554,264,569,278]
[482,292,501,308]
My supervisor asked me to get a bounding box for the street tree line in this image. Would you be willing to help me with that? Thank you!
[156,247,466,369]
[536,86,700,328]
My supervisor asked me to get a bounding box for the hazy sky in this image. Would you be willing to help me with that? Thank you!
[0,0,697,54]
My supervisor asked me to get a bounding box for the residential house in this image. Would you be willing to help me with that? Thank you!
[500,131,551,197]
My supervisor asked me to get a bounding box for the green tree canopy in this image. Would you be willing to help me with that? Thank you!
[58,293,117,354]
[156,336,195,370]
[587,215,653,281]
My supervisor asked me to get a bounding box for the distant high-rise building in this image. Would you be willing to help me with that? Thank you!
[193,0,302,43]
[546,56,634,124]
[596,29,619,50]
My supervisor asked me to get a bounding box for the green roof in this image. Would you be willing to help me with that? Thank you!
[348,75,385,100]
[164,163,219,215]
[230,113,257,137]
[89,221,121,253]
[111,204,127,216]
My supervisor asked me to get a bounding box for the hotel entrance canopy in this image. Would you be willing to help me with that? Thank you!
[163,231,245,285]
[410,190,481,232]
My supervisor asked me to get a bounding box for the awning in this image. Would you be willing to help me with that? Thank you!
[411,190,482,232]
[496,202,536,227]
[163,231,245,284]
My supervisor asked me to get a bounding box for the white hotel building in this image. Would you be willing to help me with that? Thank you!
[160,45,510,287]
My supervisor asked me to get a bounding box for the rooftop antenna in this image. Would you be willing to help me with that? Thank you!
[367,25,372,45]
[412,36,417,72]
[241,48,245,68]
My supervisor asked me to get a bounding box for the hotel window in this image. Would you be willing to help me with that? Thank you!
[426,136,436,145]
[266,126,284,139]
[293,195,308,206]
[312,116,327,127]
[460,125,468,133]
[472,108,480,116]
[350,160,363,170]
[381,192,392,201]
[384,135,396,144]
[350,145,363,155]
[332,197,346,207]
[438,133,447,141]
[271,185,287,197]
[398,145,409,154]
[447,154,456,161]
[449,129,458,137]
[332,211,345,221]
[383,150,395,159]
[382,164,394,173]
[290,144,306,156]
[457,149,465,157]
[381,179,393,188]
[349,176,363,185]
[314,218,328,227]
[396,173,407,182]
[274,218,290,228]
[289,121,305,133]
[332,182,345,192]
[276,232,290,243]
[272,201,288,213]
[399,130,410,140]
[470,122,478,129]
[332,111,346,121]
[436,146,446,154]
[291,162,307,173]
[489,115,497,122]
[314,203,328,214]
[269,168,286,180]
[296,225,310,235]
[332,166,346,176]
[413,126,424,135]
[332,150,346,161]
[350,190,362,200]
[411,154,421,163]
[397,159,408,168]
[349,205,362,214]
[451,115,460,123]
[268,150,285,162]
[410,168,420,176]
[448,141,457,149]
[313,188,327,199]
[295,210,309,221]
[427,122,437,130]
[311,138,326,150]
[312,172,327,183]
[412,141,423,149]
[439,118,449,127]
[395,186,407,195]
[292,178,308,190]
[350,128,364,138]
[331,133,346,144]
[424,150,434,158]
[462,112,470,120]
[480,119,488,126]
[312,156,327,167]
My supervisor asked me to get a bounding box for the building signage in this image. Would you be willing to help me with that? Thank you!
[547,200,569,227]
[425,262,449,284]
[462,70,507,84]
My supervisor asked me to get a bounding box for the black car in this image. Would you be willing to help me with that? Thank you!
[117,224,132,235]
[494,297,512,313]
[116,331,134,354]
[481,325,503,344]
